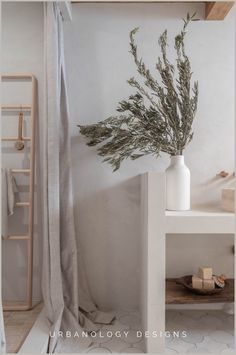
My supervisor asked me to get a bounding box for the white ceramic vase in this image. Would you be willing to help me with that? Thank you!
[165,155,190,211]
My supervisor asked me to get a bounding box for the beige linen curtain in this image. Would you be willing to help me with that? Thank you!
[42,3,114,353]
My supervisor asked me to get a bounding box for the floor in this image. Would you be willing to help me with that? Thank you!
[81,310,234,354]
[3,303,43,353]
[68,309,146,354]
[165,310,234,354]
[3,307,234,353]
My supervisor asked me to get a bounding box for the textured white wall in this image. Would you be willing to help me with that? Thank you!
[1,2,44,303]
[63,3,234,309]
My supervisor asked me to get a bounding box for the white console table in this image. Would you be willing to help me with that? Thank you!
[140,172,234,353]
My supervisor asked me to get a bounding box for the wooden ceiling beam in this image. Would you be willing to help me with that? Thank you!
[71,1,235,21]
[205,1,234,20]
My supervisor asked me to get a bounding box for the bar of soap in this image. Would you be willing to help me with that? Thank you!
[192,275,203,289]
[198,267,213,280]
[203,278,215,290]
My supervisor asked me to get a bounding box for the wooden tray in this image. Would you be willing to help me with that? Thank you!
[166,278,234,304]
[176,275,226,295]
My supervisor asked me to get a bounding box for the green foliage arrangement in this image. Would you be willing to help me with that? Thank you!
[79,13,199,171]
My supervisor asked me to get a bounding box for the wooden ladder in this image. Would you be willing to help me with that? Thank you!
[1,74,37,311]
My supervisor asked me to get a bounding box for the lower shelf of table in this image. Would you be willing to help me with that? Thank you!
[166,278,234,304]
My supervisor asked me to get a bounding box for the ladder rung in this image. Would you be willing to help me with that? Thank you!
[16,202,30,207]
[2,74,34,80]
[3,302,31,311]
[3,304,29,311]
[1,105,31,111]
[7,235,30,240]
[11,169,31,174]
[1,136,31,141]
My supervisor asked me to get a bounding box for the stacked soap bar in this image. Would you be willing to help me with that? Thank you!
[192,267,215,290]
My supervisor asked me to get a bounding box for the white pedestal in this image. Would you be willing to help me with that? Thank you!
[140,172,234,353]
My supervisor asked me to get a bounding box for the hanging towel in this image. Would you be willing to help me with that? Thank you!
[1,169,18,239]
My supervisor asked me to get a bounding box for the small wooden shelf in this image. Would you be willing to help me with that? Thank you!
[166,278,234,304]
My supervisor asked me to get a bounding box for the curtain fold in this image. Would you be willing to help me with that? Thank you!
[0,180,5,352]
[0,304,6,353]
[42,3,114,353]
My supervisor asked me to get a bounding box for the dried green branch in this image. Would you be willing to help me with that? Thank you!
[78,13,199,171]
